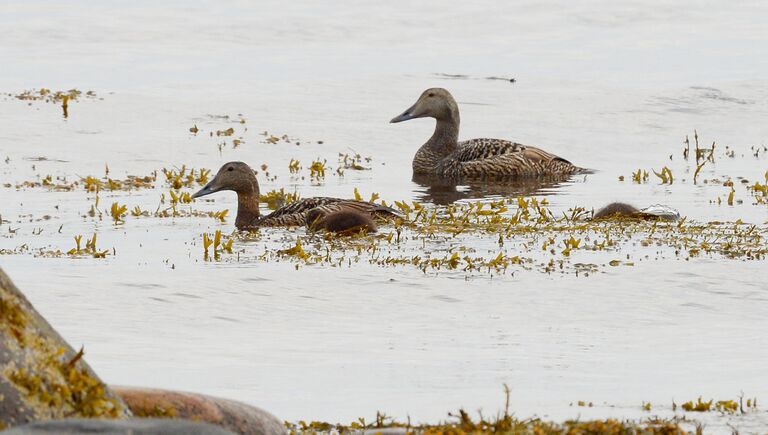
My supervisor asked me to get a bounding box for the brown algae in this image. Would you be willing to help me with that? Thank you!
[232,194,767,276]
[285,388,687,434]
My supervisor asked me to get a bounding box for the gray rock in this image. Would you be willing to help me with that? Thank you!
[0,268,284,435]
[0,267,129,429]
[362,429,411,435]
[1,418,236,434]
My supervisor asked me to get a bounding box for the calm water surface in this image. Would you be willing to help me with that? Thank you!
[1,1,767,431]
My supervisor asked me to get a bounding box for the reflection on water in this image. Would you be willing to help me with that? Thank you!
[411,173,577,204]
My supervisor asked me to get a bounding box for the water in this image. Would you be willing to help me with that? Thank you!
[1,0,767,431]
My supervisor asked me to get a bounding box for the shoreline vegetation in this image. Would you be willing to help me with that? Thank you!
[284,387,761,435]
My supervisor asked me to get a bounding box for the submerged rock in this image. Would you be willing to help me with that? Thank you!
[0,267,129,430]
[1,418,236,434]
[113,387,285,435]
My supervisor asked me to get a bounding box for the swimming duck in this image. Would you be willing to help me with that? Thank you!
[306,207,377,234]
[593,202,642,219]
[593,202,680,221]
[391,88,585,178]
[191,162,399,229]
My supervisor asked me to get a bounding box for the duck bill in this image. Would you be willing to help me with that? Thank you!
[191,180,220,199]
[390,103,418,123]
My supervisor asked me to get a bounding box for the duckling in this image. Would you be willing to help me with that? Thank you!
[305,207,377,234]
[593,202,680,221]
[391,88,585,178]
[593,202,641,219]
[191,162,398,230]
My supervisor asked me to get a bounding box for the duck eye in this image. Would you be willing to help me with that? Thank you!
[227,166,234,172]
[428,93,435,97]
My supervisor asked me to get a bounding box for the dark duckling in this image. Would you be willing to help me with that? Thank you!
[593,202,642,219]
[593,202,680,221]
[391,88,585,178]
[305,207,377,234]
[191,161,399,230]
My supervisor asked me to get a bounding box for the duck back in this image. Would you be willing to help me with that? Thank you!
[429,139,583,178]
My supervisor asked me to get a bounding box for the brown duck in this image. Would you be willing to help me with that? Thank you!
[391,88,585,178]
[305,207,377,234]
[593,202,643,219]
[593,202,680,221]
[191,162,399,230]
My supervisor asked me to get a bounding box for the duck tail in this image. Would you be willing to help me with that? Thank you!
[549,157,591,175]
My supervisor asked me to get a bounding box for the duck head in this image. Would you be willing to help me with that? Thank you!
[191,161,260,199]
[390,88,459,123]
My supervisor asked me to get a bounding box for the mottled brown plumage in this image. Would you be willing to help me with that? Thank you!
[391,88,585,178]
[305,207,377,234]
[191,162,399,230]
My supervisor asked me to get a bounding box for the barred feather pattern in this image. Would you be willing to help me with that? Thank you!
[414,138,584,178]
[247,197,400,228]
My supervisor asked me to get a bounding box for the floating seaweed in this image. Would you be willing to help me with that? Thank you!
[288,159,301,174]
[202,230,234,260]
[653,166,674,184]
[67,233,109,258]
[336,152,371,175]
[162,166,210,189]
[110,202,127,223]
[234,194,768,276]
[309,159,327,179]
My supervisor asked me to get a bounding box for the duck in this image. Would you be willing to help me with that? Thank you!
[391,88,585,178]
[191,161,399,230]
[593,202,642,219]
[593,202,680,221]
[305,207,377,234]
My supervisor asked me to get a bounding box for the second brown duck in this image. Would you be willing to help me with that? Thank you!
[593,202,680,221]
[191,161,399,230]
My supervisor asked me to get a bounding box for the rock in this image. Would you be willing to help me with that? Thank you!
[0,268,284,435]
[1,418,237,434]
[113,387,285,435]
[362,429,410,435]
[0,267,129,430]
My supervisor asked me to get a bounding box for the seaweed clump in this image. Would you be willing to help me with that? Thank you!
[287,413,683,434]
[254,194,766,276]
[286,388,685,434]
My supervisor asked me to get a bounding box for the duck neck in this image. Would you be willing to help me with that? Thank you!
[234,181,261,229]
[426,111,460,156]
[414,113,460,174]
